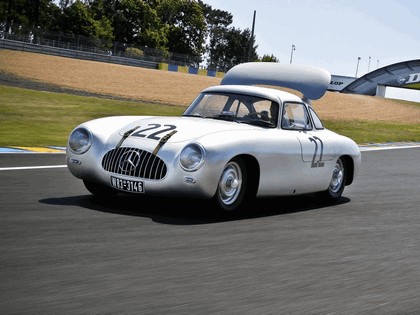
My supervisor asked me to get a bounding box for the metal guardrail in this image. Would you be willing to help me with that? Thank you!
[0,39,159,70]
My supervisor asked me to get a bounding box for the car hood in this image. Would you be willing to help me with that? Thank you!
[118,116,260,143]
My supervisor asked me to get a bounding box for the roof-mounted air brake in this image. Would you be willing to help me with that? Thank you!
[221,62,331,101]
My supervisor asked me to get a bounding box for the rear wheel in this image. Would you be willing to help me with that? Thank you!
[83,180,117,199]
[320,157,347,201]
[213,157,248,212]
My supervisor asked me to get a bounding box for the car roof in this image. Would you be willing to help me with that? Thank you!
[202,84,304,103]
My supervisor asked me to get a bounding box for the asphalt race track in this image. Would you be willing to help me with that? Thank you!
[1,148,420,314]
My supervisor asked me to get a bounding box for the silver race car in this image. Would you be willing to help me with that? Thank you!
[66,62,361,212]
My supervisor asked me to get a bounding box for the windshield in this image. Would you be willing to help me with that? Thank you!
[183,92,279,128]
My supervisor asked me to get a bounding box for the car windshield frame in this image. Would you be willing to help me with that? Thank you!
[183,92,279,128]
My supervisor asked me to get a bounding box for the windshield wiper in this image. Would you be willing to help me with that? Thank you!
[183,113,204,118]
[210,113,236,121]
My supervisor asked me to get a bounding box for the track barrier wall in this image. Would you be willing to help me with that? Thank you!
[158,62,224,78]
[1,38,225,78]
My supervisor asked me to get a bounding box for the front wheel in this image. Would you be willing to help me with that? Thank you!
[213,157,248,212]
[319,157,347,202]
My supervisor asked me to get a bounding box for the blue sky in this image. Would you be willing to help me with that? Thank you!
[203,0,420,77]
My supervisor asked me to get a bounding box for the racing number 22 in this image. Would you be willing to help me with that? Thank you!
[131,124,176,140]
[309,136,324,168]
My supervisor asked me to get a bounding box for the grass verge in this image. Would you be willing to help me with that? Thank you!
[0,85,184,147]
[1,85,419,147]
[324,120,420,144]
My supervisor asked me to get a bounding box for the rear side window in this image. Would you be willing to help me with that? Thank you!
[309,107,324,130]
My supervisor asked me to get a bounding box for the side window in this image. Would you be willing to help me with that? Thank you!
[309,107,324,130]
[281,102,312,130]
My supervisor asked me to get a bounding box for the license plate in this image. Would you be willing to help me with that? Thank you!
[110,176,144,193]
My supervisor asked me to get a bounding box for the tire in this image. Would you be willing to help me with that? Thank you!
[213,157,248,212]
[83,180,117,199]
[320,157,347,201]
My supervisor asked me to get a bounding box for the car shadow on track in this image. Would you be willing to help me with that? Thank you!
[40,193,351,225]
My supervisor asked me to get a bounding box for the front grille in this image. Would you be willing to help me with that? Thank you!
[102,147,167,180]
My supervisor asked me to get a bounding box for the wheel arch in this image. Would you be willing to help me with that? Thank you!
[341,155,354,186]
[237,154,260,198]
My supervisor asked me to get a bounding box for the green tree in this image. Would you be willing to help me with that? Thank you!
[0,0,277,68]
[258,54,279,62]
[198,1,232,70]
[222,27,258,71]
[158,0,206,63]
[1,0,28,32]
[38,2,62,31]
[61,0,113,43]
[0,0,61,35]
[57,0,74,10]
[109,0,167,49]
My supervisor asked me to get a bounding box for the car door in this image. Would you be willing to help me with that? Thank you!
[281,101,334,190]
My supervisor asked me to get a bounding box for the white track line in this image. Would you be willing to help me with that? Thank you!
[359,144,420,151]
[0,165,67,171]
[0,145,419,171]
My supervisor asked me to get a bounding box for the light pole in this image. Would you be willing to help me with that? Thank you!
[377,59,379,69]
[367,56,371,72]
[290,44,295,64]
[355,57,361,77]
[247,10,256,62]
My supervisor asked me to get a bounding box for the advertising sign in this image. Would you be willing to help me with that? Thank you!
[328,75,355,92]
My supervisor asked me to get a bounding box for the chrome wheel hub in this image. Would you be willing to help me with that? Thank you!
[219,162,242,205]
[330,159,344,193]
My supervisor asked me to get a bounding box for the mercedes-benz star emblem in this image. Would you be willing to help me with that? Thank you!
[118,150,141,172]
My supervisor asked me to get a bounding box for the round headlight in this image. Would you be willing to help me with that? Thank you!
[180,143,205,171]
[68,127,92,154]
